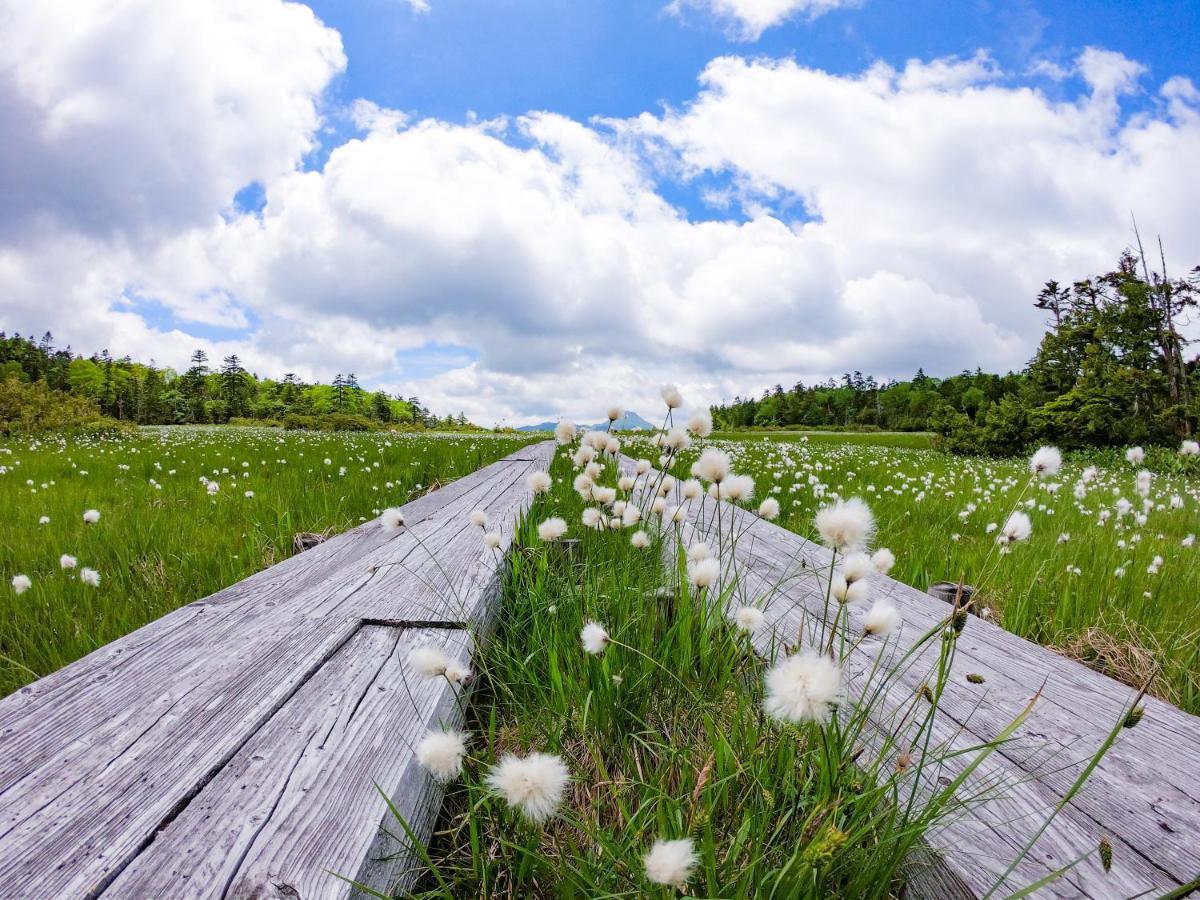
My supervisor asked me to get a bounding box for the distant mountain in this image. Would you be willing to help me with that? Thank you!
[593,411,656,431]
[516,411,656,432]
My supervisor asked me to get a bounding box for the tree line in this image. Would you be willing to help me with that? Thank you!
[0,338,474,431]
[711,248,1199,454]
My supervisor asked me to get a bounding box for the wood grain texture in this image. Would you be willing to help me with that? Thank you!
[622,455,1200,899]
[0,441,554,899]
[104,626,474,900]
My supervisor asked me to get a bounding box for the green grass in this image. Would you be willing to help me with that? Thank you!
[0,426,540,696]
[639,432,1200,713]
[712,431,935,450]
[406,433,1128,897]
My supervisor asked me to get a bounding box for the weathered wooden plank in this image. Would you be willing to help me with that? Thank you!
[0,441,555,898]
[628,461,1200,897]
[103,626,473,900]
[0,615,363,898]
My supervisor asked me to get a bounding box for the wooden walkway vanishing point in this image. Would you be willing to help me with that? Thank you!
[0,438,1196,898]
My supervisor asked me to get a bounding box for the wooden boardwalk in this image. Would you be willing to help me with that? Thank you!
[0,441,554,900]
[641,462,1200,899]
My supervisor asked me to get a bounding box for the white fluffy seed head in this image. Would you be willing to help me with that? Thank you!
[469,509,488,528]
[1029,446,1062,478]
[11,574,31,594]
[687,542,711,562]
[681,478,702,500]
[485,752,570,822]
[644,838,697,887]
[1126,446,1145,465]
[663,427,690,451]
[607,405,624,422]
[409,646,450,677]
[763,652,844,725]
[734,606,765,632]
[692,448,731,483]
[59,554,78,570]
[630,530,650,549]
[618,475,635,492]
[80,568,100,587]
[840,552,873,584]
[622,505,642,527]
[82,509,100,524]
[483,531,502,549]
[687,409,713,438]
[581,621,610,654]
[537,517,568,542]
[582,507,604,530]
[635,458,652,475]
[554,420,577,444]
[863,598,901,637]
[416,730,468,781]
[758,497,780,520]
[871,547,896,574]
[661,384,684,410]
[689,557,721,589]
[723,474,755,502]
[380,508,405,533]
[1001,511,1032,544]
[1182,440,1200,456]
[815,498,875,552]
[527,471,553,494]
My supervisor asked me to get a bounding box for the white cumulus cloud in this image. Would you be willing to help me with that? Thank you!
[666,0,858,41]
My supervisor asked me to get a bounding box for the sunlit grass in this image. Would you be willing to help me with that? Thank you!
[0,426,540,695]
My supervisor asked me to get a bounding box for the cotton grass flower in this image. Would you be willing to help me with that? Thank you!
[581,622,610,655]
[1029,446,1062,478]
[606,406,624,422]
[863,598,901,637]
[688,557,720,589]
[692,448,731,484]
[840,552,873,584]
[537,517,568,541]
[468,509,488,528]
[60,554,77,569]
[1136,470,1152,498]
[999,511,1032,544]
[416,730,468,782]
[687,542,711,562]
[80,568,100,587]
[483,531,502,550]
[82,509,100,524]
[871,547,895,574]
[379,508,405,533]
[734,606,765,632]
[687,409,713,438]
[1126,446,1145,465]
[1182,440,1200,456]
[723,474,755,501]
[630,530,650,549]
[526,471,552,494]
[581,507,604,530]
[763,652,844,725]
[485,752,570,823]
[661,384,684,409]
[814,498,875,552]
[643,838,697,887]
[758,497,781,520]
[554,420,577,444]
[11,575,31,594]
[38,516,49,525]
[409,645,450,677]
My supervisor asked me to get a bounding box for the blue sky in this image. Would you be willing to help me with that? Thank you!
[2,0,1198,421]
[307,0,1199,138]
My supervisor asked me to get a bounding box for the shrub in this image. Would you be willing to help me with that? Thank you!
[0,376,126,435]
